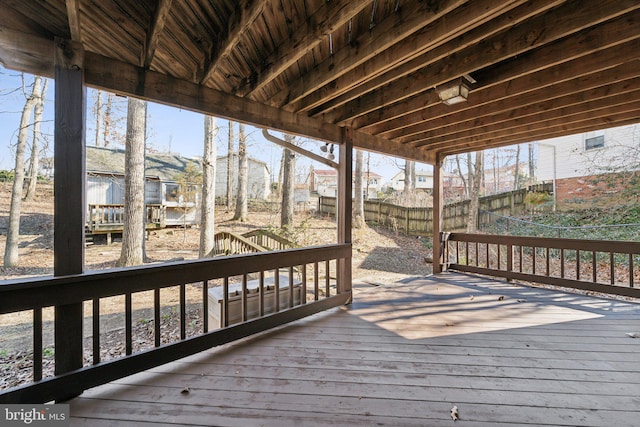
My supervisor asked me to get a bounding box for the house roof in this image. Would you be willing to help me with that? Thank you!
[1,1,638,164]
[86,146,201,182]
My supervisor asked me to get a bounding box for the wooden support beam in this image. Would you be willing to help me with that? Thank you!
[337,127,353,297]
[432,154,444,274]
[65,0,82,42]
[293,0,537,115]
[82,52,432,163]
[434,111,640,158]
[426,104,640,155]
[238,0,370,99]
[411,83,640,149]
[53,38,85,399]
[143,0,173,68]
[331,0,640,125]
[200,0,266,85]
[271,0,467,109]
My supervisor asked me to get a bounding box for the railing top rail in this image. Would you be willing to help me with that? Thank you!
[0,244,351,314]
[241,229,296,247]
[214,231,268,253]
[448,232,640,253]
[88,203,163,208]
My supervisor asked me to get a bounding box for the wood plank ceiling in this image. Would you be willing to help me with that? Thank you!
[0,0,638,164]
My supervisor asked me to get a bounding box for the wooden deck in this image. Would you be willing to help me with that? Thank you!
[69,272,640,426]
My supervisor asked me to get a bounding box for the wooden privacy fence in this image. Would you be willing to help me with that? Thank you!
[318,183,552,235]
[445,233,640,299]
[0,245,351,403]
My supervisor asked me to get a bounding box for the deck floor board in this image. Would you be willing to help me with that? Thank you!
[70,272,640,426]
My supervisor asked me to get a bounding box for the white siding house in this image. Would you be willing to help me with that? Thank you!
[310,168,383,198]
[215,155,271,200]
[387,168,435,192]
[537,124,640,181]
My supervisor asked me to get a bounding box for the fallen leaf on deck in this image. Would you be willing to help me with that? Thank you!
[626,332,640,339]
[181,387,190,394]
[469,295,474,300]
[517,299,527,303]
[498,296,505,301]
[450,405,459,421]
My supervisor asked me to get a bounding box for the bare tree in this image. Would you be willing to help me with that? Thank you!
[4,75,42,267]
[200,115,217,257]
[353,149,366,228]
[226,120,234,211]
[233,123,248,222]
[24,78,49,201]
[528,143,535,185]
[281,134,296,228]
[118,97,147,267]
[404,160,416,195]
[94,90,103,146]
[513,144,521,190]
[467,151,484,232]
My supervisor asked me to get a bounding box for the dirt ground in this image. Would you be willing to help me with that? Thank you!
[0,182,433,386]
[0,182,432,282]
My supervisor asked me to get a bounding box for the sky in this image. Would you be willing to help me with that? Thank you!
[0,67,416,184]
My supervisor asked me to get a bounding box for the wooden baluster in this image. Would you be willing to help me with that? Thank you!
[180,284,186,339]
[241,274,248,322]
[125,293,132,355]
[259,271,265,316]
[93,298,101,363]
[223,277,229,327]
[301,264,307,305]
[33,308,43,381]
[576,250,581,281]
[314,262,319,301]
[274,271,280,312]
[610,252,615,285]
[288,266,294,308]
[154,288,161,346]
[592,251,597,283]
[202,280,209,333]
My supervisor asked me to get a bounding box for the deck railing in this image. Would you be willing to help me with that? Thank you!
[446,233,640,298]
[241,229,296,251]
[87,203,165,233]
[0,244,351,403]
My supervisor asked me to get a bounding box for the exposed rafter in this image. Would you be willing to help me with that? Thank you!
[65,0,82,42]
[271,0,468,109]
[327,0,640,125]
[290,0,534,115]
[143,0,173,69]
[236,0,371,99]
[200,0,266,85]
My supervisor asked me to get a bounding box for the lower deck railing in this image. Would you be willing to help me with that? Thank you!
[0,244,351,403]
[446,233,640,298]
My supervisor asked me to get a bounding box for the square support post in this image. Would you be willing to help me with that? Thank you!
[337,127,353,298]
[53,38,86,396]
[432,153,445,274]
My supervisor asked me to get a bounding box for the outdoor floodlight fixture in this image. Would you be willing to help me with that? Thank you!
[436,76,472,105]
[327,144,335,161]
[320,143,329,152]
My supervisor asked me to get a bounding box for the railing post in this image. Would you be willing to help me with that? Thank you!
[432,154,445,273]
[506,243,513,282]
[337,128,352,297]
[53,38,86,401]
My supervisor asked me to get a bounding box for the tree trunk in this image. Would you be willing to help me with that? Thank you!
[233,123,248,222]
[514,144,521,190]
[353,149,366,228]
[404,160,415,195]
[226,120,234,211]
[281,134,296,228]
[467,151,484,232]
[94,90,103,147]
[200,115,217,257]
[454,154,468,198]
[528,143,535,185]
[118,97,147,267]
[24,78,48,201]
[4,75,41,267]
[103,93,113,147]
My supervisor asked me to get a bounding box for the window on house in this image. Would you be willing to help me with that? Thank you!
[585,135,604,150]
[418,176,427,182]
